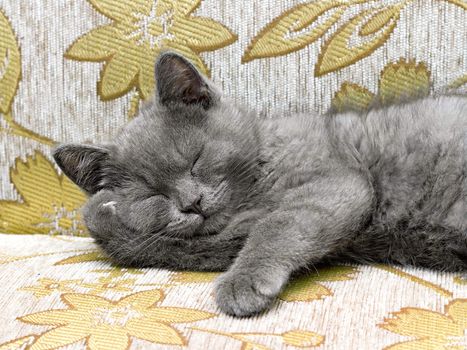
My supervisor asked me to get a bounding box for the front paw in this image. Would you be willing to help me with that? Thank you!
[82,190,119,239]
[214,270,282,317]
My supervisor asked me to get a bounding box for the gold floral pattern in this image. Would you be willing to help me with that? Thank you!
[0,151,87,236]
[279,266,358,302]
[0,10,55,146]
[243,0,409,75]
[331,59,431,112]
[378,59,430,105]
[91,267,146,279]
[450,73,467,89]
[18,289,215,349]
[81,276,137,295]
[170,271,220,284]
[192,327,325,349]
[282,330,325,348]
[380,299,467,349]
[243,0,466,76]
[54,251,107,265]
[1,234,467,349]
[331,82,374,112]
[0,1,467,348]
[377,265,453,298]
[20,278,82,298]
[65,0,237,102]
[0,9,21,115]
[0,336,37,350]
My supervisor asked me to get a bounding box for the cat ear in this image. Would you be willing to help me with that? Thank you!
[52,144,111,194]
[155,52,214,109]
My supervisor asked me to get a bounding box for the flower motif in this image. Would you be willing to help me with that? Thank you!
[19,289,215,349]
[81,276,137,295]
[65,0,237,101]
[0,151,87,236]
[331,82,374,112]
[19,278,82,298]
[379,299,467,349]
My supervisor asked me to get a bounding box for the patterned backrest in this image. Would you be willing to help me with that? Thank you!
[0,0,466,236]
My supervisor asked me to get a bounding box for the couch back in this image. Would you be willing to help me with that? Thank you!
[0,0,466,236]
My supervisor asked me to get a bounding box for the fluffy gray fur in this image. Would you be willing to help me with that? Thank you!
[53,52,467,317]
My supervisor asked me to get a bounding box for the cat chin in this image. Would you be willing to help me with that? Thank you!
[195,213,230,237]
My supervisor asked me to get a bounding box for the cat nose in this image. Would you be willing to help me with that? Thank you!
[181,195,204,216]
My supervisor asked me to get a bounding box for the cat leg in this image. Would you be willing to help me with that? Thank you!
[215,173,374,316]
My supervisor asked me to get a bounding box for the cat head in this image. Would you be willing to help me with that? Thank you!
[53,52,261,239]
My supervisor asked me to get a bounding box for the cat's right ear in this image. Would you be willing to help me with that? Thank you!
[154,52,216,110]
[52,144,111,194]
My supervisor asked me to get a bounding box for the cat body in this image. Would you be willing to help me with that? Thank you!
[53,53,466,317]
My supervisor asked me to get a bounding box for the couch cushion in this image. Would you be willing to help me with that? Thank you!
[0,233,466,349]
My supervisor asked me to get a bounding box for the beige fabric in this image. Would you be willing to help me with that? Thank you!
[0,1,466,349]
[1,0,466,209]
[0,234,466,349]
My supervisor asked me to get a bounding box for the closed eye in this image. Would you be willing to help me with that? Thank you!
[191,149,203,176]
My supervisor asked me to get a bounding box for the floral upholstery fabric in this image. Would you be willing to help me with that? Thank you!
[0,0,466,349]
[1,234,466,349]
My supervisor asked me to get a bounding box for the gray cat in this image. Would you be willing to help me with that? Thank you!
[53,52,467,317]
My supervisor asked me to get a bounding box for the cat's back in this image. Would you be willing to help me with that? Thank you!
[359,96,466,230]
[364,96,466,154]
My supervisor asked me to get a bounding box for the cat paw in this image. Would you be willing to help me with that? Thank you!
[82,190,119,237]
[214,270,282,317]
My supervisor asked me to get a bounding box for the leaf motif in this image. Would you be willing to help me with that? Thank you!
[0,10,21,114]
[242,0,355,63]
[54,251,107,265]
[280,266,357,302]
[316,7,401,76]
[0,151,87,235]
[379,307,461,338]
[443,0,467,10]
[359,6,401,36]
[282,330,325,347]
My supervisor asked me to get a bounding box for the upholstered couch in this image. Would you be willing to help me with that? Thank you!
[0,1,466,349]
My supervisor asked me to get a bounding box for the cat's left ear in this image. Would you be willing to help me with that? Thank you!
[52,144,112,194]
[155,52,217,109]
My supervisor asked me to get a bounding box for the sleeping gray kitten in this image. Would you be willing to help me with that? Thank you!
[53,52,467,317]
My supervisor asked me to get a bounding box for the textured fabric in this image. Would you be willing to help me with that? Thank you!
[0,0,466,234]
[0,234,466,350]
[0,1,466,349]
